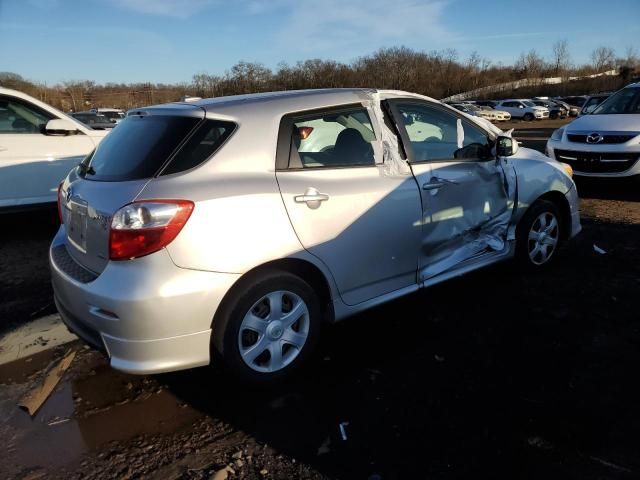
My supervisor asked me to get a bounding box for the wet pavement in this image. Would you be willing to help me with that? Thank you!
[0,127,639,479]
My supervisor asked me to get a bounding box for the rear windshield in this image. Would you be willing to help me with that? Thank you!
[82,115,235,181]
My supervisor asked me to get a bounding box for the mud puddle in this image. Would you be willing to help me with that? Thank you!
[0,347,203,476]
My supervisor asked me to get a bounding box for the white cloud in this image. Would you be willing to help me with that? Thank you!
[258,0,452,56]
[112,0,216,18]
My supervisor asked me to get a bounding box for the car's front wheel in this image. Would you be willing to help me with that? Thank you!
[516,200,562,268]
[523,112,534,121]
[212,270,322,384]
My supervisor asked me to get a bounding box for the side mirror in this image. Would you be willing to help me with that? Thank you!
[496,136,518,157]
[45,119,79,135]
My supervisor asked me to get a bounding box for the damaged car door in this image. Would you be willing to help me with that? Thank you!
[276,104,423,306]
[387,100,513,281]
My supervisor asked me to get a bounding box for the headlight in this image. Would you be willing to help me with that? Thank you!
[560,162,573,177]
[551,128,564,141]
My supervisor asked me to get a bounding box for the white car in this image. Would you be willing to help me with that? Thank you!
[495,99,549,121]
[546,83,640,178]
[476,105,511,122]
[0,87,109,210]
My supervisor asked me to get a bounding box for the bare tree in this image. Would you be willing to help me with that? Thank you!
[62,81,95,111]
[515,49,547,80]
[552,39,571,77]
[591,46,616,73]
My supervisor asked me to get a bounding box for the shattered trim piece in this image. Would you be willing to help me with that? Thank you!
[369,92,412,177]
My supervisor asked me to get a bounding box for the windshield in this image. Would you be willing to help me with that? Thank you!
[101,111,124,120]
[592,88,640,115]
[523,101,536,107]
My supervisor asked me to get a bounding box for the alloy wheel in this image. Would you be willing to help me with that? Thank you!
[527,211,559,265]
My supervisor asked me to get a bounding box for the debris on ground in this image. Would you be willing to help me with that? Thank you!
[527,435,554,450]
[211,465,235,480]
[339,422,349,441]
[17,350,76,416]
[593,244,607,254]
[317,436,331,456]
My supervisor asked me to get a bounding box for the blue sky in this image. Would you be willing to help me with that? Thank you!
[0,0,638,84]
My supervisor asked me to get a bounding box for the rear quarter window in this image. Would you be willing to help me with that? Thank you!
[84,115,235,181]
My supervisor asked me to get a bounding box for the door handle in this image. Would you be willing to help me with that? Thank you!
[294,188,329,209]
[423,177,459,190]
[422,182,444,191]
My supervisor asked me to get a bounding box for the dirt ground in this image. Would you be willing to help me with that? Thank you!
[0,123,639,479]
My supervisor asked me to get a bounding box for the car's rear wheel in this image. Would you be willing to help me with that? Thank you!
[212,270,322,384]
[523,112,534,121]
[516,200,561,268]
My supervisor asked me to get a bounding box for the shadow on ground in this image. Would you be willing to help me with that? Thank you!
[163,216,640,479]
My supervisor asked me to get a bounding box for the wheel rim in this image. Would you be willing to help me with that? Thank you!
[527,211,559,265]
[238,290,310,373]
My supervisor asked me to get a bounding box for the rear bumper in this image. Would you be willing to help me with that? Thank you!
[50,229,241,374]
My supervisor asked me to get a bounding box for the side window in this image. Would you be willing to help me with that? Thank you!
[459,118,492,160]
[395,103,491,162]
[162,120,236,175]
[0,95,53,134]
[288,107,376,169]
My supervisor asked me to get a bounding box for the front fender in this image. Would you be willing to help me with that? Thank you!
[508,147,576,225]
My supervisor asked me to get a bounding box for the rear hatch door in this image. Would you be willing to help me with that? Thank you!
[60,104,205,274]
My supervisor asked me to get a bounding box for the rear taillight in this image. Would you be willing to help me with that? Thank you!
[57,183,64,224]
[109,200,194,260]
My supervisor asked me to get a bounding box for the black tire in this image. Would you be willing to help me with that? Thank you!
[515,200,562,269]
[523,112,534,121]
[212,270,322,385]
[550,111,558,119]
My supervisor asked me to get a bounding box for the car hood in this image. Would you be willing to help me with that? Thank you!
[88,129,111,139]
[514,146,553,163]
[532,106,548,111]
[512,146,573,188]
[565,114,640,132]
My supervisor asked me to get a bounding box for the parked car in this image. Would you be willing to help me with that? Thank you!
[551,98,572,115]
[546,83,640,178]
[560,96,588,116]
[71,112,117,129]
[51,88,580,384]
[451,103,494,120]
[579,94,610,116]
[531,99,567,119]
[94,108,125,123]
[474,100,498,109]
[0,87,109,210]
[458,103,511,122]
[494,99,550,121]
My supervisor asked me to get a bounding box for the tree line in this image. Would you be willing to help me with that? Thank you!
[1,43,638,111]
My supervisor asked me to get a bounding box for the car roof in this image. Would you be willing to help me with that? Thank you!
[137,88,444,118]
[181,88,376,111]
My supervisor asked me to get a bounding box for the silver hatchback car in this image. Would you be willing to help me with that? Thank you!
[51,89,581,383]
